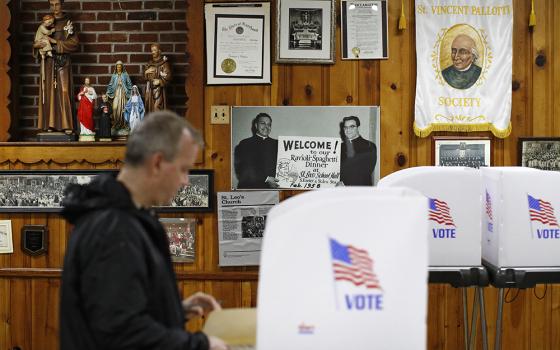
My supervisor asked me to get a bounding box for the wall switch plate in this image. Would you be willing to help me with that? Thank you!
[210,105,230,124]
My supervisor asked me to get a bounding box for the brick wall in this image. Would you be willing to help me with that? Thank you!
[14,0,189,140]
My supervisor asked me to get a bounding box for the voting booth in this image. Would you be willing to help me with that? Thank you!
[257,187,428,350]
[482,167,560,268]
[378,167,482,267]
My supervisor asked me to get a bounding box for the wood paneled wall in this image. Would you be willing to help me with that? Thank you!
[1,0,560,349]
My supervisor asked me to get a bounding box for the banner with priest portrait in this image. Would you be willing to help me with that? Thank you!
[414,1,513,138]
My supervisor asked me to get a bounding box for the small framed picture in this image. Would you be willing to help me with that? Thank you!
[276,0,335,64]
[433,136,491,168]
[158,170,214,212]
[160,218,196,263]
[0,220,13,254]
[518,137,560,171]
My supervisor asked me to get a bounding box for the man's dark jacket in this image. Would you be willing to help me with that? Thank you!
[341,136,377,186]
[234,135,278,189]
[60,174,209,350]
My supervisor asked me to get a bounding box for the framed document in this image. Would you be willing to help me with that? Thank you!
[433,136,491,168]
[341,0,388,59]
[518,137,560,171]
[205,2,271,85]
[276,0,335,64]
[0,220,13,254]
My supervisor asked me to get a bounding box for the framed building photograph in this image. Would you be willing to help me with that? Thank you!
[204,2,271,85]
[276,0,335,63]
[0,169,213,213]
[341,0,389,60]
[160,218,197,263]
[0,220,13,254]
[518,137,560,171]
[433,136,491,168]
[231,106,380,190]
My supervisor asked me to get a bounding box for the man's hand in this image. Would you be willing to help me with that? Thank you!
[208,335,229,350]
[265,176,279,188]
[182,292,221,320]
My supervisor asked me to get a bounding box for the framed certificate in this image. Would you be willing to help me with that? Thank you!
[205,2,271,85]
[341,0,388,60]
[276,0,335,64]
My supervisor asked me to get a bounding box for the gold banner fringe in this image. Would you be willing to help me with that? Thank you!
[413,122,512,138]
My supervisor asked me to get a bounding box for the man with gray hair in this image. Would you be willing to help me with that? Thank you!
[60,111,228,350]
[441,33,482,89]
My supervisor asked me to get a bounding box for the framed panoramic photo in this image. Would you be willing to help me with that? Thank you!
[341,0,388,60]
[518,137,560,171]
[160,218,197,263]
[0,169,213,213]
[204,2,271,85]
[0,220,13,254]
[0,170,116,213]
[433,136,491,168]
[276,0,335,63]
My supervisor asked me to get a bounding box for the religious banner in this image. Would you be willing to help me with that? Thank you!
[414,0,513,138]
[276,136,341,189]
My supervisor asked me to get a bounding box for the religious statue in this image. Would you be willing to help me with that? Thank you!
[76,77,96,141]
[106,60,132,136]
[124,85,145,132]
[144,43,171,113]
[35,15,55,59]
[33,0,79,133]
[97,93,112,141]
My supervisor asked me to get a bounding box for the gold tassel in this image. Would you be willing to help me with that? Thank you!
[529,0,536,27]
[398,0,407,30]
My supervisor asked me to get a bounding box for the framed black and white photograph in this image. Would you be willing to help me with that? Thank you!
[158,170,214,213]
[0,170,114,213]
[241,215,267,238]
[341,0,388,60]
[0,220,13,254]
[276,0,335,63]
[433,136,491,168]
[160,218,196,263]
[205,2,271,85]
[518,137,560,171]
[0,169,213,213]
[231,106,380,190]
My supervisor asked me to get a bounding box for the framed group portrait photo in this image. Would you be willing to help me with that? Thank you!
[0,169,214,213]
[433,136,491,168]
[276,0,335,63]
[160,218,197,263]
[518,137,560,171]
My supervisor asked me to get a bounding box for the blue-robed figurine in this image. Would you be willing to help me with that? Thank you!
[124,85,145,132]
[106,60,133,134]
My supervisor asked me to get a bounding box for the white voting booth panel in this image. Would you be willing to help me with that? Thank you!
[257,187,428,350]
[482,167,560,267]
[378,167,482,267]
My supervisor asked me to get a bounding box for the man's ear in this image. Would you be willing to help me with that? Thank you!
[147,152,165,175]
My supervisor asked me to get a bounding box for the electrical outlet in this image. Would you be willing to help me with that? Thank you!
[210,105,230,124]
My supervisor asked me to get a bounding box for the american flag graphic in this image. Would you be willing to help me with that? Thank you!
[429,198,455,226]
[528,195,559,227]
[485,191,493,221]
[330,238,381,289]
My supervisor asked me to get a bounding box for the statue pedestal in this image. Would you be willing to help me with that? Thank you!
[79,134,96,142]
[36,132,77,142]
